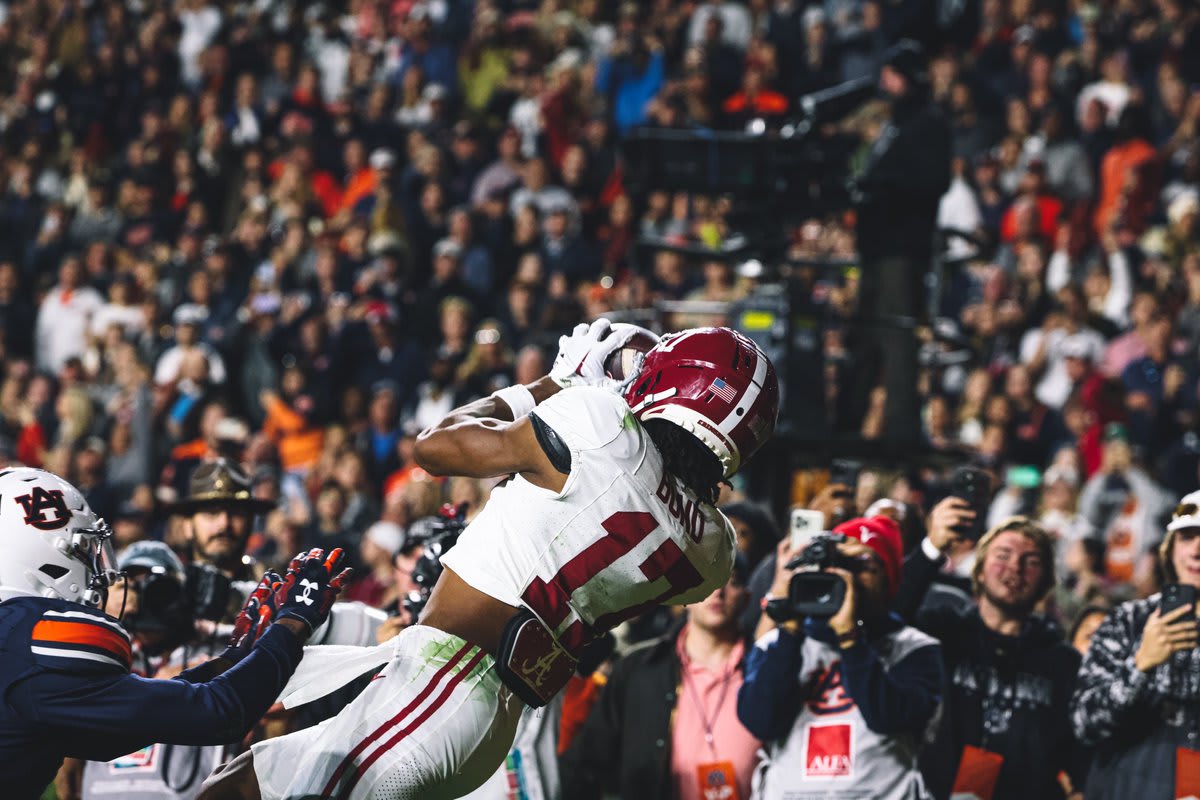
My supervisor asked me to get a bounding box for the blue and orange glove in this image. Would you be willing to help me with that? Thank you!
[272,548,353,635]
[221,570,281,663]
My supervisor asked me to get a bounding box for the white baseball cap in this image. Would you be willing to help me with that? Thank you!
[365,521,405,554]
[1168,490,1200,532]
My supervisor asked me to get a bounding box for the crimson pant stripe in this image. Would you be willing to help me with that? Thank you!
[337,648,489,800]
[320,642,473,799]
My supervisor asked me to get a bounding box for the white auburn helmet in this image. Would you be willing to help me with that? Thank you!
[0,467,119,607]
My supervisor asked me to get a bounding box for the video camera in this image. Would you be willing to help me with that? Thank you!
[774,532,867,620]
[124,564,233,651]
[402,503,469,622]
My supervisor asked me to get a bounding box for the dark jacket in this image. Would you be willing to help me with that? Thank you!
[854,91,951,266]
[895,546,1085,800]
[1072,594,1200,799]
[560,628,690,800]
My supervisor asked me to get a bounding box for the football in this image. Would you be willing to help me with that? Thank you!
[604,324,660,381]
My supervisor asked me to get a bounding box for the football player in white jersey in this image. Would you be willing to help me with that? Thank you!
[200,321,778,800]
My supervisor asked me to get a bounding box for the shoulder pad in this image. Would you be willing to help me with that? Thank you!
[532,387,630,452]
[30,605,131,675]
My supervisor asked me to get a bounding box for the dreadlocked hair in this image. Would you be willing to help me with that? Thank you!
[644,419,725,506]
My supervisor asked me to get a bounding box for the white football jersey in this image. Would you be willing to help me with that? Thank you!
[440,386,735,653]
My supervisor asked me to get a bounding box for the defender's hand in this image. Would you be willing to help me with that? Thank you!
[272,549,353,635]
[222,571,281,662]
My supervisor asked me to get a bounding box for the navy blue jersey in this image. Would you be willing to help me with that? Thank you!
[0,596,303,799]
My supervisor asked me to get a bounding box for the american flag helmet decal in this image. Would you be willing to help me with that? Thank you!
[708,377,737,403]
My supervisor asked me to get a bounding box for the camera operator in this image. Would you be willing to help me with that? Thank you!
[171,459,386,648]
[1071,491,1200,799]
[738,516,942,799]
[743,482,856,635]
[845,39,951,439]
[895,502,1085,799]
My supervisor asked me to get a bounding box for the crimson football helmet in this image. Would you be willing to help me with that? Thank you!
[0,467,119,607]
[623,327,779,478]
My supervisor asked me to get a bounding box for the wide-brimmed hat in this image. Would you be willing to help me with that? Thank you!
[169,459,276,516]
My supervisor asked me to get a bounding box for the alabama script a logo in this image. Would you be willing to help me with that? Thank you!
[14,487,71,531]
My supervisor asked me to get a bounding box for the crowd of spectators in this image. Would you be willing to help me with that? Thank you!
[2,0,1200,796]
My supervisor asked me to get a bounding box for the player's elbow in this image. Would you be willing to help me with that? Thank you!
[412,430,452,476]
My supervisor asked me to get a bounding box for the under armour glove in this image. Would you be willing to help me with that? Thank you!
[272,548,353,635]
[550,319,640,390]
[221,570,281,663]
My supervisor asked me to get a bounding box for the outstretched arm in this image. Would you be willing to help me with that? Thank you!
[14,624,305,758]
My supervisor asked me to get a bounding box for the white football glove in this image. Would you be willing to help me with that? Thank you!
[550,319,640,390]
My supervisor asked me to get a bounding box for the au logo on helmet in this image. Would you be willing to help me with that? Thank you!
[14,487,71,531]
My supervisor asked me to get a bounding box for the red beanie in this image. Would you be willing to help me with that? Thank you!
[832,515,904,598]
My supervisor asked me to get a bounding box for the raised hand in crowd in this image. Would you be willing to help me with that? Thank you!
[809,481,855,529]
[1133,603,1199,672]
[926,495,974,553]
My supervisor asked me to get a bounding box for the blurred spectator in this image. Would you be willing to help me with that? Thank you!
[344,520,404,609]
[896,509,1086,800]
[155,304,228,387]
[1093,105,1160,237]
[1071,493,1200,798]
[562,562,758,800]
[1077,430,1174,591]
[847,40,951,439]
[1020,291,1106,411]
[36,258,104,374]
[596,20,666,134]
[261,378,324,479]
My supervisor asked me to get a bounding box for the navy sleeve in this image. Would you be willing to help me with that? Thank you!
[736,628,805,741]
[175,654,233,685]
[12,624,302,755]
[837,638,942,736]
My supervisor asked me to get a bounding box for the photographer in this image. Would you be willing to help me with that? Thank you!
[743,481,856,635]
[738,516,942,799]
[896,502,1085,799]
[1071,491,1200,799]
